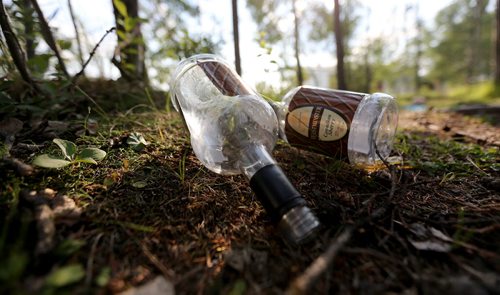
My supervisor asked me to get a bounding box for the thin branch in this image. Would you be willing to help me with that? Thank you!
[67,0,84,70]
[30,0,69,78]
[287,144,400,295]
[72,27,115,84]
[286,228,352,295]
[0,1,36,87]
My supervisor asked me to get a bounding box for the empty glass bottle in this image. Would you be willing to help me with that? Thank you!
[170,54,320,244]
[272,86,398,167]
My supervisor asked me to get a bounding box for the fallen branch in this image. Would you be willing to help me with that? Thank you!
[286,228,353,295]
[30,0,69,78]
[287,145,400,295]
[72,27,115,84]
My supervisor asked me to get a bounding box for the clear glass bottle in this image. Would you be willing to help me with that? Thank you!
[170,54,320,244]
[273,86,399,167]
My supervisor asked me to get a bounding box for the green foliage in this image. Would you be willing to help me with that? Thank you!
[32,138,106,168]
[141,1,218,84]
[395,133,499,176]
[45,264,85,287]
[428,0,492,83]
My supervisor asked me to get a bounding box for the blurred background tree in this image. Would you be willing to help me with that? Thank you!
[0,0,499,108]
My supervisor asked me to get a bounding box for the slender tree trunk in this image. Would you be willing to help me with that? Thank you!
[292,0,303,85]
[414,3,422,93]
[67,0,85,72]
[467,0,486,83]
[112,0,147,81]
[23,0,35,60]
[496,0,500,86]
[30,0,69,78]
[363,50,371,93]
[231,0,241,75]
[334,0,346,90]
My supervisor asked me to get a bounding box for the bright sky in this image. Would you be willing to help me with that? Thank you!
[34,0,456,89]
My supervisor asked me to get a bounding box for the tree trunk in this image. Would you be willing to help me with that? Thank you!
[231,0,241,75]
[112,0,147,81]
[0,1,35,86]
[23,0,35,60]
[363,50,371,93]
[467,0,486,83]
[67,0,85,72]
[495,0,500,86]
[292,0,303,85]
[334,0,346,90]
[414,4,422,93]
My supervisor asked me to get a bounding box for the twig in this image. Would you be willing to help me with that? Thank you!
[73,85,109,119]
[286,144,400,295]
[122,228,175,280]
[286,228,352,295]
[72,27,115,84]
[85,232,103,287]
[0,1,38,90]
[30,0,69,78]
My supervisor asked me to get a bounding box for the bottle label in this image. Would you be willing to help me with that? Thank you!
[197,61,251,96]
[284,87,366,158]
[288,106,348,141]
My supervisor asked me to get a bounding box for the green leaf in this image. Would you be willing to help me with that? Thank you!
[117,29,127,41]
[53,138,77,160]
[113,0,128,18]
[32,154,71,168]
[45,264,85,287]
[57,39,72,50]
[124,17,138,32]
[127,132,148,151]
[74,157,97,164]
[54,239,86,257]
[76,148,106,162]
[95,267,111,287]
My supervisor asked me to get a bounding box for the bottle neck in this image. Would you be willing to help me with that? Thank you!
[238,144,276,180]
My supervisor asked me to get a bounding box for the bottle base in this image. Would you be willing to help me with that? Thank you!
[347,93,398,167]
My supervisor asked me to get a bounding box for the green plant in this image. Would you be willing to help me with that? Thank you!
[32,139,106,168]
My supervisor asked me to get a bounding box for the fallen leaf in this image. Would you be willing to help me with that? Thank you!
[408,223,454,252]
[127,132,148,151]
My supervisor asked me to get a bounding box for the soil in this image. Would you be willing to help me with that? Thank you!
[1,108,499,295]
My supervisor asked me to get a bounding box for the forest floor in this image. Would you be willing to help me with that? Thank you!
[0,85,499,294]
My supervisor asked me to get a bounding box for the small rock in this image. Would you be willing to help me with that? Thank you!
[119,276,175,295]
[0,117,23,138]
[51,195,82,225]
[3,157,34,176]
[35,204,55,254]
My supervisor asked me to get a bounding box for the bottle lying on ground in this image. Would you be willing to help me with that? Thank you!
[270,86,399,167]
[169,54,320,244]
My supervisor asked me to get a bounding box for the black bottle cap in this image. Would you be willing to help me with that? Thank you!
[249,164,320,244]
[249,164,306,222]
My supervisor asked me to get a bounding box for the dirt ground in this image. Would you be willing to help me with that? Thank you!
[0,109,499,294]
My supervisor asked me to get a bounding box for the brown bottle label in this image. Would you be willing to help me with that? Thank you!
[284,87,366,159]
[197,61,251,96]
